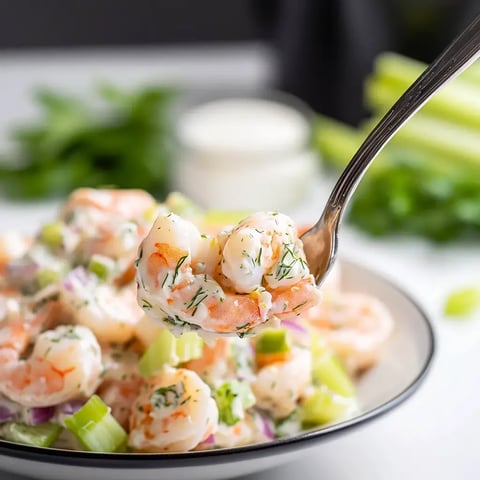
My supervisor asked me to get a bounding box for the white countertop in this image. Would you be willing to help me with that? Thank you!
[2,187,480,480]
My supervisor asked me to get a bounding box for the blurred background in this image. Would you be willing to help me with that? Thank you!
[1,0,480,241]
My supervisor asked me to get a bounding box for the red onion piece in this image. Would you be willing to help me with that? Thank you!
[202,434,215,445]
[5,260,38,286]
[57,400,85,415]
[259,415,275,440]
[281,319,308,336]
[23,406,55,425]
[61,267,90,291]
[0,405,17,423]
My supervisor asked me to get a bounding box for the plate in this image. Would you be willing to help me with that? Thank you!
[0,259,435,480]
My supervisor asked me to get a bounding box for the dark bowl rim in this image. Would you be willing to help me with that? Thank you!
[0,260,436,469]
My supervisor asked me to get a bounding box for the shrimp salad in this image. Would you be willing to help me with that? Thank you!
[0,189,393,453]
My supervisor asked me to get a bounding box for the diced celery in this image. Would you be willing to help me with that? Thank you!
[39,221,64,247]
[139,329,177,377]
[203,210,252,227]
[175,331,203,363]
[165,192,203,219]
[1,422,62,448]
[215,380,256,426]
[35,267,62,289]
[301,386,350,426]
[444,287,480,317]
[88,254,115,281]
[64,395,127,452]
[311,340,355,397]
[255,328,290,354]
[139,329,204,377]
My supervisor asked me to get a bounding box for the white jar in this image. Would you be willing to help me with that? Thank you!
[173,97,318,211]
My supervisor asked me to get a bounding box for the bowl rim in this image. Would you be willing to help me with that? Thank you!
[0,260,435,468]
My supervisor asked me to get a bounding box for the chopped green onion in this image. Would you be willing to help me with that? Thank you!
[215,380,256,426]
[88,254,115,281]
[444,287,480,317]
[39,221,64,247]
[64,395,127,452]
[255,328,290,354]
[139,329,203,378]
[35,267,62,289]
[301,386,350,426]
[311,340,355,397]
[1,422,62,448]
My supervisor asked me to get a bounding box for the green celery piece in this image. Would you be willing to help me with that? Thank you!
[365,74,480,130]
[139,329,177,378]
[1,422,62,448]
[35,267,62,289]
[374,52,480,91]
[64,395,127,452]
[301,386,350,426]
[255,328,290,354]
[203,210,253,226]
[363,111,480,169]
[311,348,355,397]
[175,332,203,363]
[165,192,204,220]
[215,380,256,426]
[88,255,115,281]
[313,116,390,173]
[444,287,480,317]
[139,329,203,378]
[39,221,64,247]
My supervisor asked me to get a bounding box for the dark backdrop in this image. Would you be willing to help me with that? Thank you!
[0,0,477,123]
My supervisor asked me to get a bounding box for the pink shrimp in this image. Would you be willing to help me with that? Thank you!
[136,212,320,337]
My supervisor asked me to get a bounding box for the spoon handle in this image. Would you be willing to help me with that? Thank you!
[321,14,480,225]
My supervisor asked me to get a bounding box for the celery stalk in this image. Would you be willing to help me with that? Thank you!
[215,380,255,426]
[363,111,480,169]
[64,395,127,452]
[139,328,203,378]
[1,422,62,448]
[255,328,290,354]
[365,74,480,130]
[301,386,350,426]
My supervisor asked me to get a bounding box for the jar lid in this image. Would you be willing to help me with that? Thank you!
[176,98,311,160]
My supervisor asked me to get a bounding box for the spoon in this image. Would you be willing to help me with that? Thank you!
[301,14,480,285]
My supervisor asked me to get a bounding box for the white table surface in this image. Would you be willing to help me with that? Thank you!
[2,186,480,480]
[1,46,480,479]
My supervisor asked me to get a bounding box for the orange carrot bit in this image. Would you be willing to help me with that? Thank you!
[255,351,291,369]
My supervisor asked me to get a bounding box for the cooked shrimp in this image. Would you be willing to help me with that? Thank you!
[61,188,157,223]
[0,325,102,407]
[0,296,57,358]
[97,347,142,429]
[250,347,312,419]
[184,337,254,386]
[60,269,143,344]
[129,366,218,452]
[136,212,319,336]
[305,292,394,374]
[0,233,31,274]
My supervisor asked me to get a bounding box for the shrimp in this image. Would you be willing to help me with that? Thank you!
[61,188,157,223]
[60,268,143,344]
[0,325,102,407]
[305,292,394,374]
[250,347,312,419]
[128,366,218,452]
[97,347,142,429]
[0,233,31,275]
[60,189,158,282]
[184,337,254,386]
[136,212,319,336]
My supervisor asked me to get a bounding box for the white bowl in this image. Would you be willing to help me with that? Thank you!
[0,260,435,480]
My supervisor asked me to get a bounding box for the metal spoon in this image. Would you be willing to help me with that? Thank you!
[301,14,480,285]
